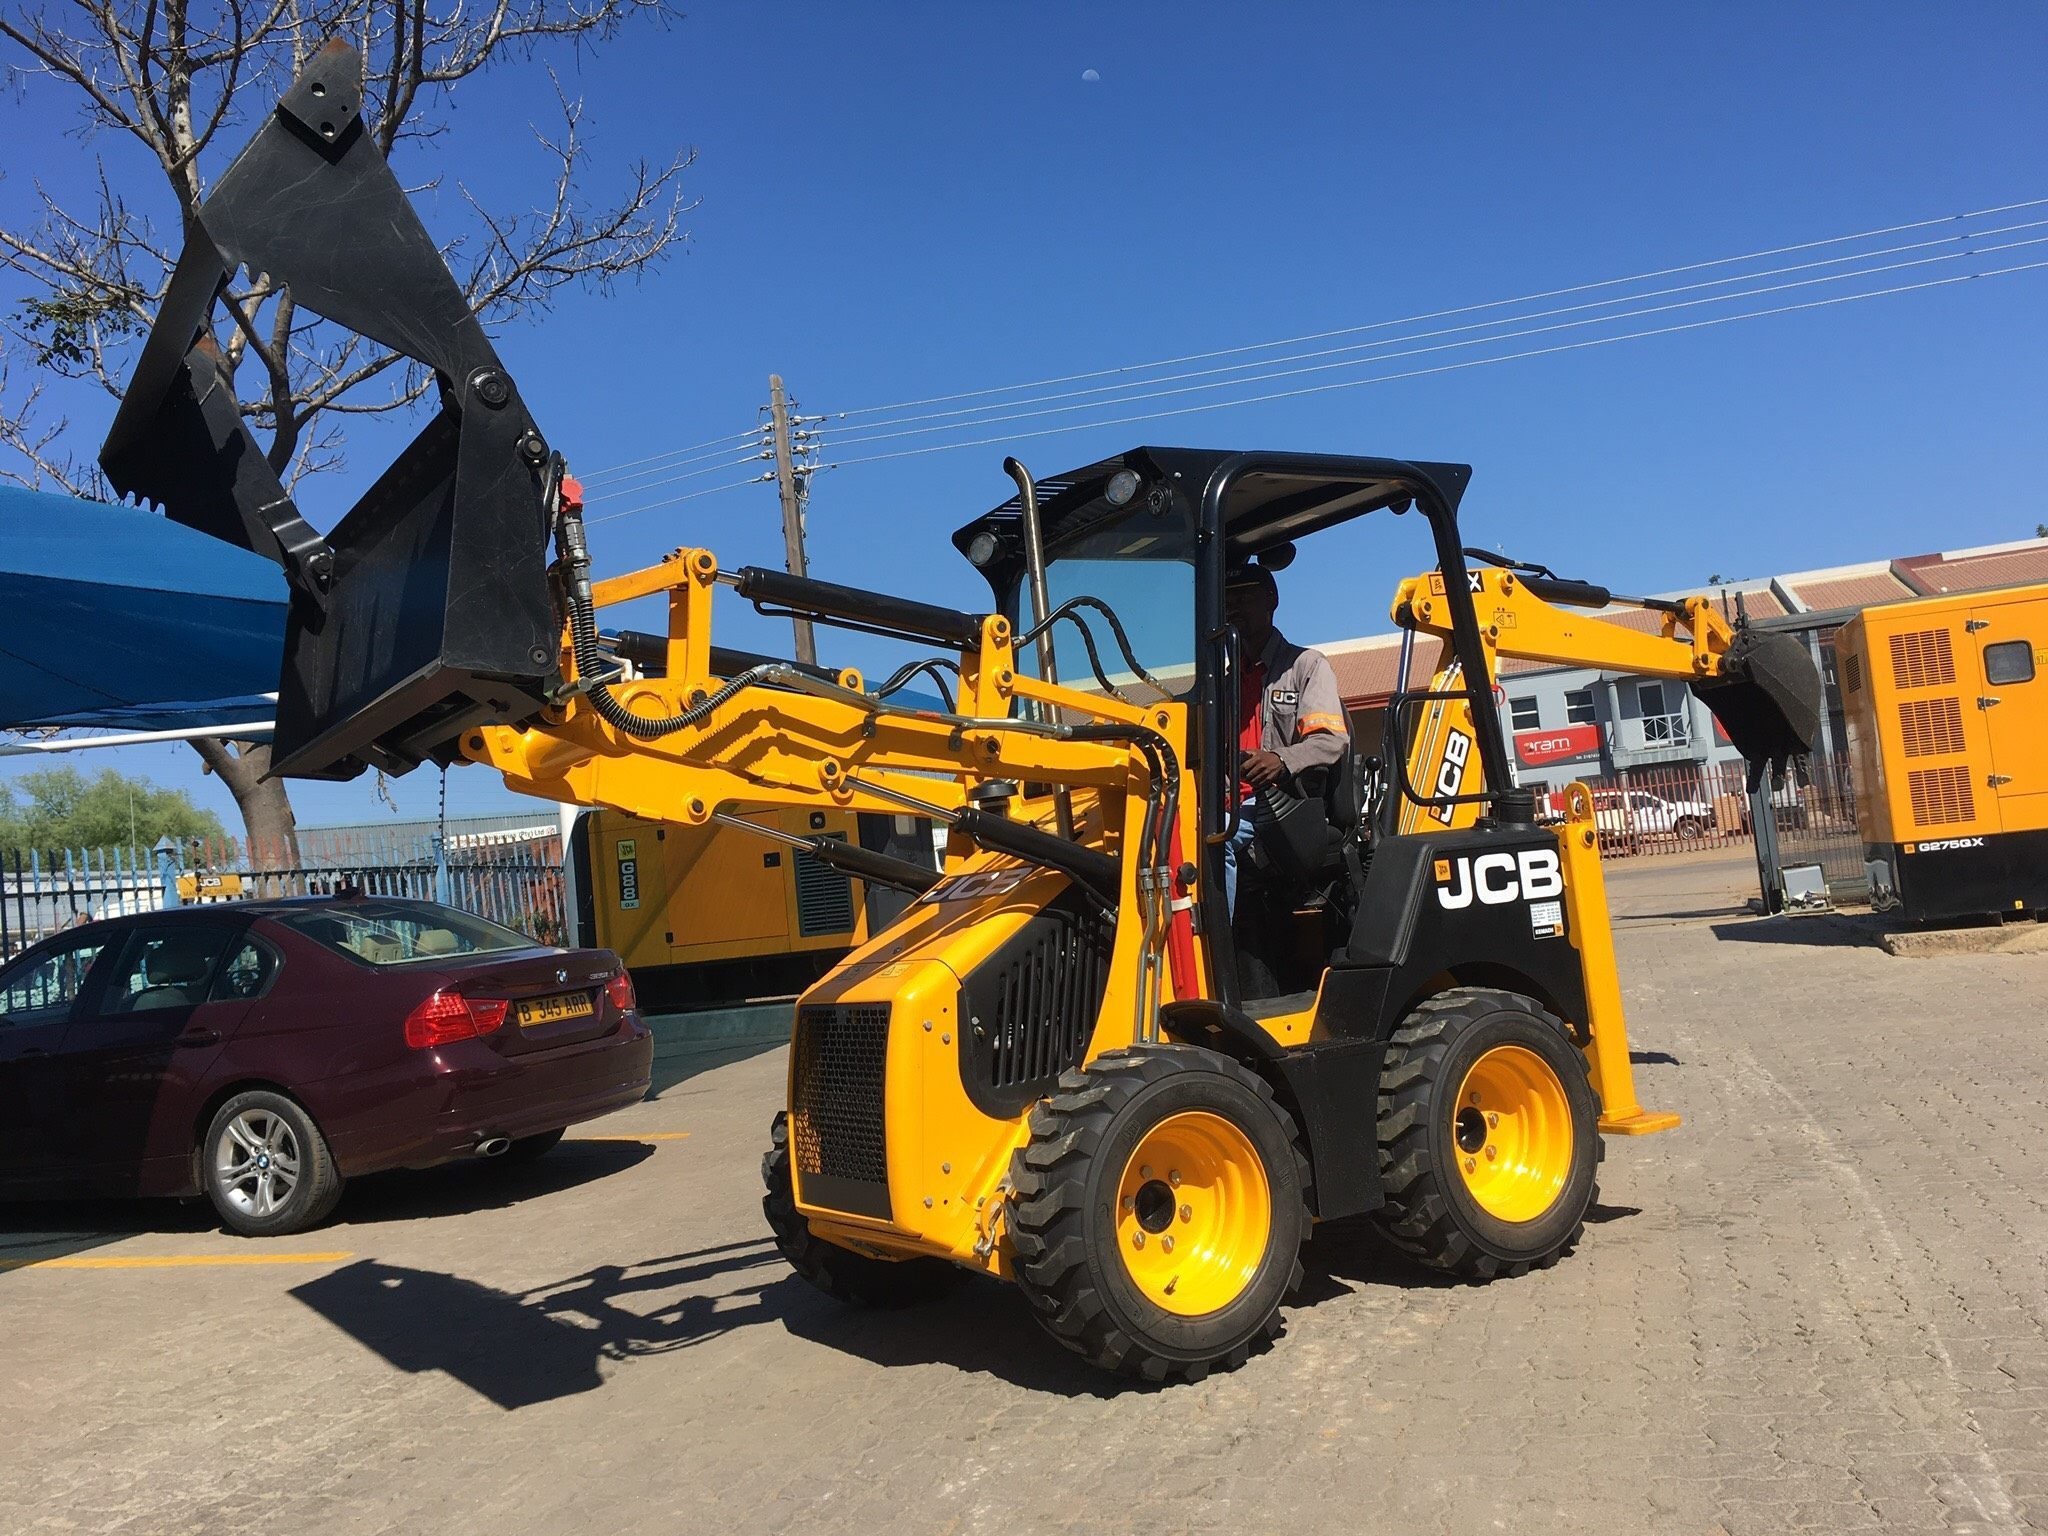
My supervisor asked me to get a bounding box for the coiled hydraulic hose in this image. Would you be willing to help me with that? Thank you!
[553,463,771,738]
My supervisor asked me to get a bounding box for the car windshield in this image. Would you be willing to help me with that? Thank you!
[277,901,540,966]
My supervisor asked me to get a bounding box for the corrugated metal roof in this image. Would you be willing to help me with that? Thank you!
[1323,635,1439,704]
[1781,571,1917,611]
[1896,545,2048,595]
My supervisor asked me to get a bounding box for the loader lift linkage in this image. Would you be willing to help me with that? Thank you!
[99,43,1822,1383]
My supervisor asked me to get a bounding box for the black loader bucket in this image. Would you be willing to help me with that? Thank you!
[1690,627,1822,788]
[99,41,561,781]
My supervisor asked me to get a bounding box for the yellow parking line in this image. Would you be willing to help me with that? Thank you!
[577,1131,691,1141]
[1,1251,353,1272]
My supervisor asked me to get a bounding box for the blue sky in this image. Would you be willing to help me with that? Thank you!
[4,3,2045,831]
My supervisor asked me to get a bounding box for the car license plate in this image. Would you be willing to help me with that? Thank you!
[516,991,594,1027]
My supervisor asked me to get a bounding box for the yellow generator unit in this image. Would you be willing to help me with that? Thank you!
[568,807,935,1007]
[1836,581,2048,922]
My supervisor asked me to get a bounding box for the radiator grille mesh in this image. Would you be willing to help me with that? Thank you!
[790,1004,889,1188]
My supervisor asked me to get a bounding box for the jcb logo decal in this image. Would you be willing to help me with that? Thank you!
[1431,729,1472,824]
[1435,848,1564,910]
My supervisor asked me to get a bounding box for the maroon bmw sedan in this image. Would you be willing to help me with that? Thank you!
[0,895,652,1235]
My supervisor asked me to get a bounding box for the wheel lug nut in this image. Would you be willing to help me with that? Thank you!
[1486,1146,1497,1161]
[1168,1170,1181,1188]
[1122,1195,1135,1211]
[1140,1165,1152,1179]
[1179,1204,1192,1223]
[1487,1112,1499,1128]
[1132,1232,1146,1249]
[1465,1157,1476,1173]
[1162,1236,1175,1253]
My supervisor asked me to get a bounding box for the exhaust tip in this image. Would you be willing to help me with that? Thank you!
[475,1136,512,1158]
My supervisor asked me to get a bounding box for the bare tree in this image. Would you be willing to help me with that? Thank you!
[0,1,691,860]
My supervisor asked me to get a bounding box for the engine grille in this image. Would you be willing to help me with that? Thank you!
[961,888,1114,1116]
[791,1004,890,1212]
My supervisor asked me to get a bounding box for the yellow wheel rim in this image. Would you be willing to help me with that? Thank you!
[1115,1110,1272,1317]
[1452,1045,1574,1224]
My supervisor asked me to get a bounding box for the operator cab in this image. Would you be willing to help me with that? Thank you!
[953,446,1515,1008]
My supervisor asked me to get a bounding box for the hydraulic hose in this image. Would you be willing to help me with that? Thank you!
[554,467,771,739]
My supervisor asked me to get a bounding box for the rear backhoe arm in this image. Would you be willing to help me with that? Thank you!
[1387,560,1821,835]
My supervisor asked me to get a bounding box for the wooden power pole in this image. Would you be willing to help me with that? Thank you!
[767,374,817,666]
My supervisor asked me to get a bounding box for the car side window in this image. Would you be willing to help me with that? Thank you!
[209,938,280,1002]
[98,926,236,1015]
[1984,640,2035,686]
[0,936,108,1027]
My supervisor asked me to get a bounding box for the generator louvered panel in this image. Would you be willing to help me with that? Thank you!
[1908,765,1976,827]
[1889,628,1956,691]
[1842,651,1862,695]
[791,1004,889,1187]
[1897,696,1966,758]
[793,838,857,937]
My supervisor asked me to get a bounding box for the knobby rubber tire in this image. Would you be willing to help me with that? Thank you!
[1374,987,1601,1280]
[1006,1044,1310,1385]
[202,1089,345,1238]
[760,1112,966,1309]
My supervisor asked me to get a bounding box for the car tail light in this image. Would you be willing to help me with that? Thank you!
[404,989,508,1049]
[604,972,637,1013]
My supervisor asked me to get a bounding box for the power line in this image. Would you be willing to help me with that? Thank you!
[579,449,775,504]
[810,231,2048,457]
[587,471,774,525]
[814,256,2048,472]
[816,214,2048,448]
[574,424,766,484]
[817,196,2048,423]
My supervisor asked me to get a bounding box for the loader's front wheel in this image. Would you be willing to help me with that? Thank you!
[1008,1045,1309,1384]
[762,1112,966,1309]
[1374,988,1600,1280]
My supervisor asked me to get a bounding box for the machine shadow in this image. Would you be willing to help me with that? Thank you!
[291,1221,1485,1407]
[1706,917,1881,948]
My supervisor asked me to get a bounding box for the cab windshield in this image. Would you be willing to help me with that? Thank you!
[1016,505,1197,701]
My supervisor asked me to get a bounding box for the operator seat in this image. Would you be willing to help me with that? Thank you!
[1250,750,1365,897]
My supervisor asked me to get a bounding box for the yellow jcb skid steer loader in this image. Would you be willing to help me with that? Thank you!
[100,45,1820,1382]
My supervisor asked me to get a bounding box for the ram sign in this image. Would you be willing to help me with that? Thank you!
[1514,723,1601,769]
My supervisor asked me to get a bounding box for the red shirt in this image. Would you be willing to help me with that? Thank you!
[1238,659,1267,799]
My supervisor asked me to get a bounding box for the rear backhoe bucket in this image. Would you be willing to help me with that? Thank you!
[98,40,561,781]
[1690,627,1822,786]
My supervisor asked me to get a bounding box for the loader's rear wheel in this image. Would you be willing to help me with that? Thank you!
[1374,988,1600,1280]
[1008,1045,1308,1384]
[761,1112,966,1309]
